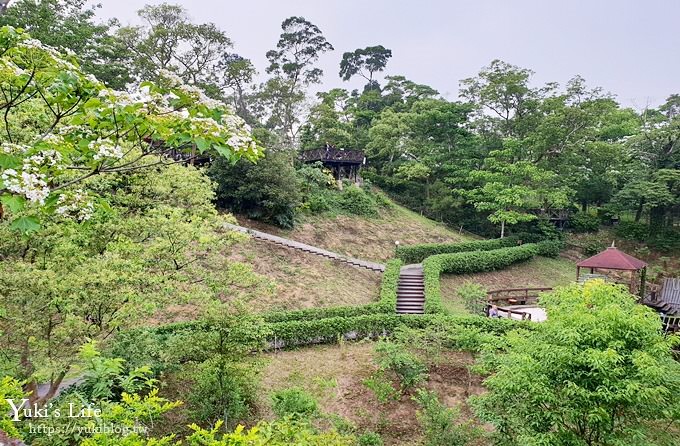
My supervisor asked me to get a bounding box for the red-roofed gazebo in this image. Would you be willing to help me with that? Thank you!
[576,244,648,296]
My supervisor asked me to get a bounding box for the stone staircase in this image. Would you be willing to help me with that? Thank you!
[396,264,425,314]
[223,222,385,272]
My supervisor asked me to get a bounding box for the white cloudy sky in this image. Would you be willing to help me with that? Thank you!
[94,0,679,108]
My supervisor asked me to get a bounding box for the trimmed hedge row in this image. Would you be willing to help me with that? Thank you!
[378,258,402,310]
[268,313,524,348]
[395,236,521,264]
[423,243,541,314]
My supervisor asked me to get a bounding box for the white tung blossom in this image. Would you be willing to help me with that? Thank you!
[89,140,124,160]
[1,166,50,204]
[55,189,94,221]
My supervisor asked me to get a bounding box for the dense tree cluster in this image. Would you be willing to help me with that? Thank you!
[5,0,676,239]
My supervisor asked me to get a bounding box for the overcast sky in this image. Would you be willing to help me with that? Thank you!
[95,0,679,109]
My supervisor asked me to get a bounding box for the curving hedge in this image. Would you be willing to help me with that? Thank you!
[395,236,521,264]
[114,239,557,361]
[422,243,541,314]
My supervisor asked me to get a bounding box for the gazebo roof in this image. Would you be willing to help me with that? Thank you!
[577,246,647,271]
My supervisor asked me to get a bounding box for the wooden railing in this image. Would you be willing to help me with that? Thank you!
[487,287,553,305]
[661,315,680,334]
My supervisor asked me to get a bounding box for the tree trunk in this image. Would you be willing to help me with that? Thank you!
[500,220,505,238]
[634,199,644,222]
[649,205,666,230]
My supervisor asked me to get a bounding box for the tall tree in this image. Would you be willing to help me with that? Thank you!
[117,3,232,96]
[262,16,333,144]
[217,53,257,121]
[462,144,572,237]
[0,0,131,88]
[299,88,355,149]
[460,59,543,139]
[339,45,392,89]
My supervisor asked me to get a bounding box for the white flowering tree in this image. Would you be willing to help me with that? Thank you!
[0,25,262,232]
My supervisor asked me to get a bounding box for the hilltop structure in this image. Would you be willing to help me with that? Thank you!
[300,143,366,187]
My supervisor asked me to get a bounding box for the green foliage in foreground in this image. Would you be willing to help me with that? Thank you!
[473,281,680,446]
[182,418,355,445]
[374,340,428,391]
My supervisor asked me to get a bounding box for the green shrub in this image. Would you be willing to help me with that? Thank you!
[423,244,539,313]
[581,239,606,256]
[615,221,649,241]
[378,259,402,311]
[648,230,680,252]
[414,389,480,446]
[264,303,388,324]
[271,387,318,418]
[307,190,336,213]
[457,283,487,316]
[536,239,564,258]
[208,151,301,228]
[113,314,524,361]
[339,185,378,217]
[395,237,520,264]
[357,431,384,446]
[363,370,400,403]
[188,357,259,426]
[570,212,600,233]
[375,340,428,391]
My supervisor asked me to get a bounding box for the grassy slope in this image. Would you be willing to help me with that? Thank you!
[440,256,576,314]
[237,204,474,263]
[222,201,475,312]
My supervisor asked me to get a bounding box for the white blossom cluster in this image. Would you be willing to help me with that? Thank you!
[28,149,62,167]
[89,140,124,160]
[1,143,29,154]
[19,37,78,71]
[1,147,65,204]
[1,165,50,204]
[220,114,258,155]
[157,69,223,109]
[55,189,95,221]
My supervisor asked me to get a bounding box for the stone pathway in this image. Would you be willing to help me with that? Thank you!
[224,222,385,272]
[396,264,425,314]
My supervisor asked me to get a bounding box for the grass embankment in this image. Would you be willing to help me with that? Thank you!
[440,256,576,314]
[237,203,474,263]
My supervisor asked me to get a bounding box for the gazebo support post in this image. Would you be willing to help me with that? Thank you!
[639,267,647,298]
[576,266,580,281]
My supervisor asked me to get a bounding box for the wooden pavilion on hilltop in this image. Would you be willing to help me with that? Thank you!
[300,143,366,186]
[576,244,648,297]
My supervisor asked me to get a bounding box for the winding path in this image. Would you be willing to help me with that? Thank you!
[224,222,386,272]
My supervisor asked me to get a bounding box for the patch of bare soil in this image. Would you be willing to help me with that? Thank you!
[258,343,486,446]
